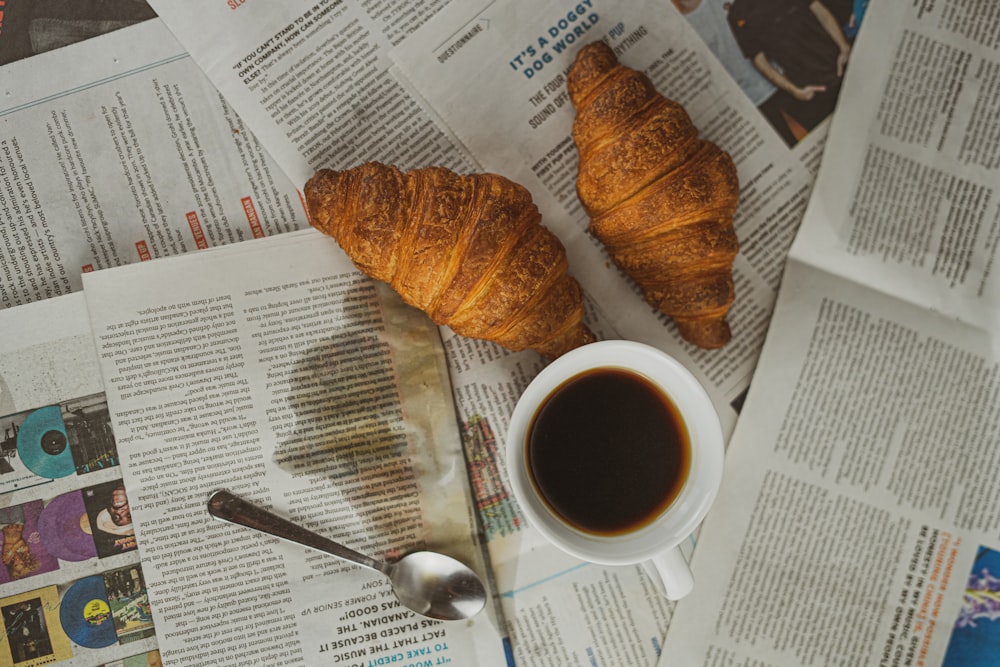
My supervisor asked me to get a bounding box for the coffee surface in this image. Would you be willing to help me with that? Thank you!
[526,368,690,536]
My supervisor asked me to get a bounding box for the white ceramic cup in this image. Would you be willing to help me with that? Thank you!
[505,339,724,600]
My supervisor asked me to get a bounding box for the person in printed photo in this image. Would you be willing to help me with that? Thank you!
[726,0,853,134]
[672,0,797,146]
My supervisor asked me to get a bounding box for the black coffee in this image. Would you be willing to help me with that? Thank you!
[526,368,689,536]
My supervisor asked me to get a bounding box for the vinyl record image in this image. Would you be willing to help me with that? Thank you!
[16,406,74,479]
[59,576,117,649]
[38,491,98,562]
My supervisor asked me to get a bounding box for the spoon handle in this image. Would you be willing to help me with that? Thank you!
[207,490,386,574]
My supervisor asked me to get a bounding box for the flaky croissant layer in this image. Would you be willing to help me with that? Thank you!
[569,41,740,349]
[304,162,595,358]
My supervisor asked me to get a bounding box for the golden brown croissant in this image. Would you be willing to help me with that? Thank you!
[568,41,740,349]
[304,162,595,358]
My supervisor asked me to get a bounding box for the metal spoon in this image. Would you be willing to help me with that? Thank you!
[206,490,487,621]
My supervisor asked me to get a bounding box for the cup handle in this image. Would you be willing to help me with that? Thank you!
[644,546,694,600]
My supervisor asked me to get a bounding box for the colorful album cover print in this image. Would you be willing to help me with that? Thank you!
[0,394,120,492]
[104,565,155,644]
[0,500,59,584]
[59,576,119,650]
[0,585,73,665]
[942,545,1000,666]
[36,490,99,563]
[83,480,137,558]
[0,567,158,665]
[0,488,123,587]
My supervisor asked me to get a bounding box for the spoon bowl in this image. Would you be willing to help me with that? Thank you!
[206,490,487,621]
[387,550,488,620]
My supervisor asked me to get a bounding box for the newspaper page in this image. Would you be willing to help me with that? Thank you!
[388,0,832,430]
[788,0,1000,335]
[663,260,998,666]
[81,229,507,667]
[0,18,306,311]
[145,0,478,188]
[662,1,1000,665]
[0,293,162,666]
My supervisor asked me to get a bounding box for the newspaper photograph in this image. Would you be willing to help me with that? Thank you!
[0,294,161,666]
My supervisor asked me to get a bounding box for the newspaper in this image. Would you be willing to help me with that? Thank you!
[0,0,156,65]
[0,18,306,310]
[0,0,849,664]
[0,293,161,665]
[146,0,479,189]
[80,229,508,667]
[387,0,829,432]
[0,20,507,665]
[0,0,934,666]
[661,1,1000,665]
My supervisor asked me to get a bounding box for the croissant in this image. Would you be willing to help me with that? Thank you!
[568,41,740,349]
[304,162,595,358]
